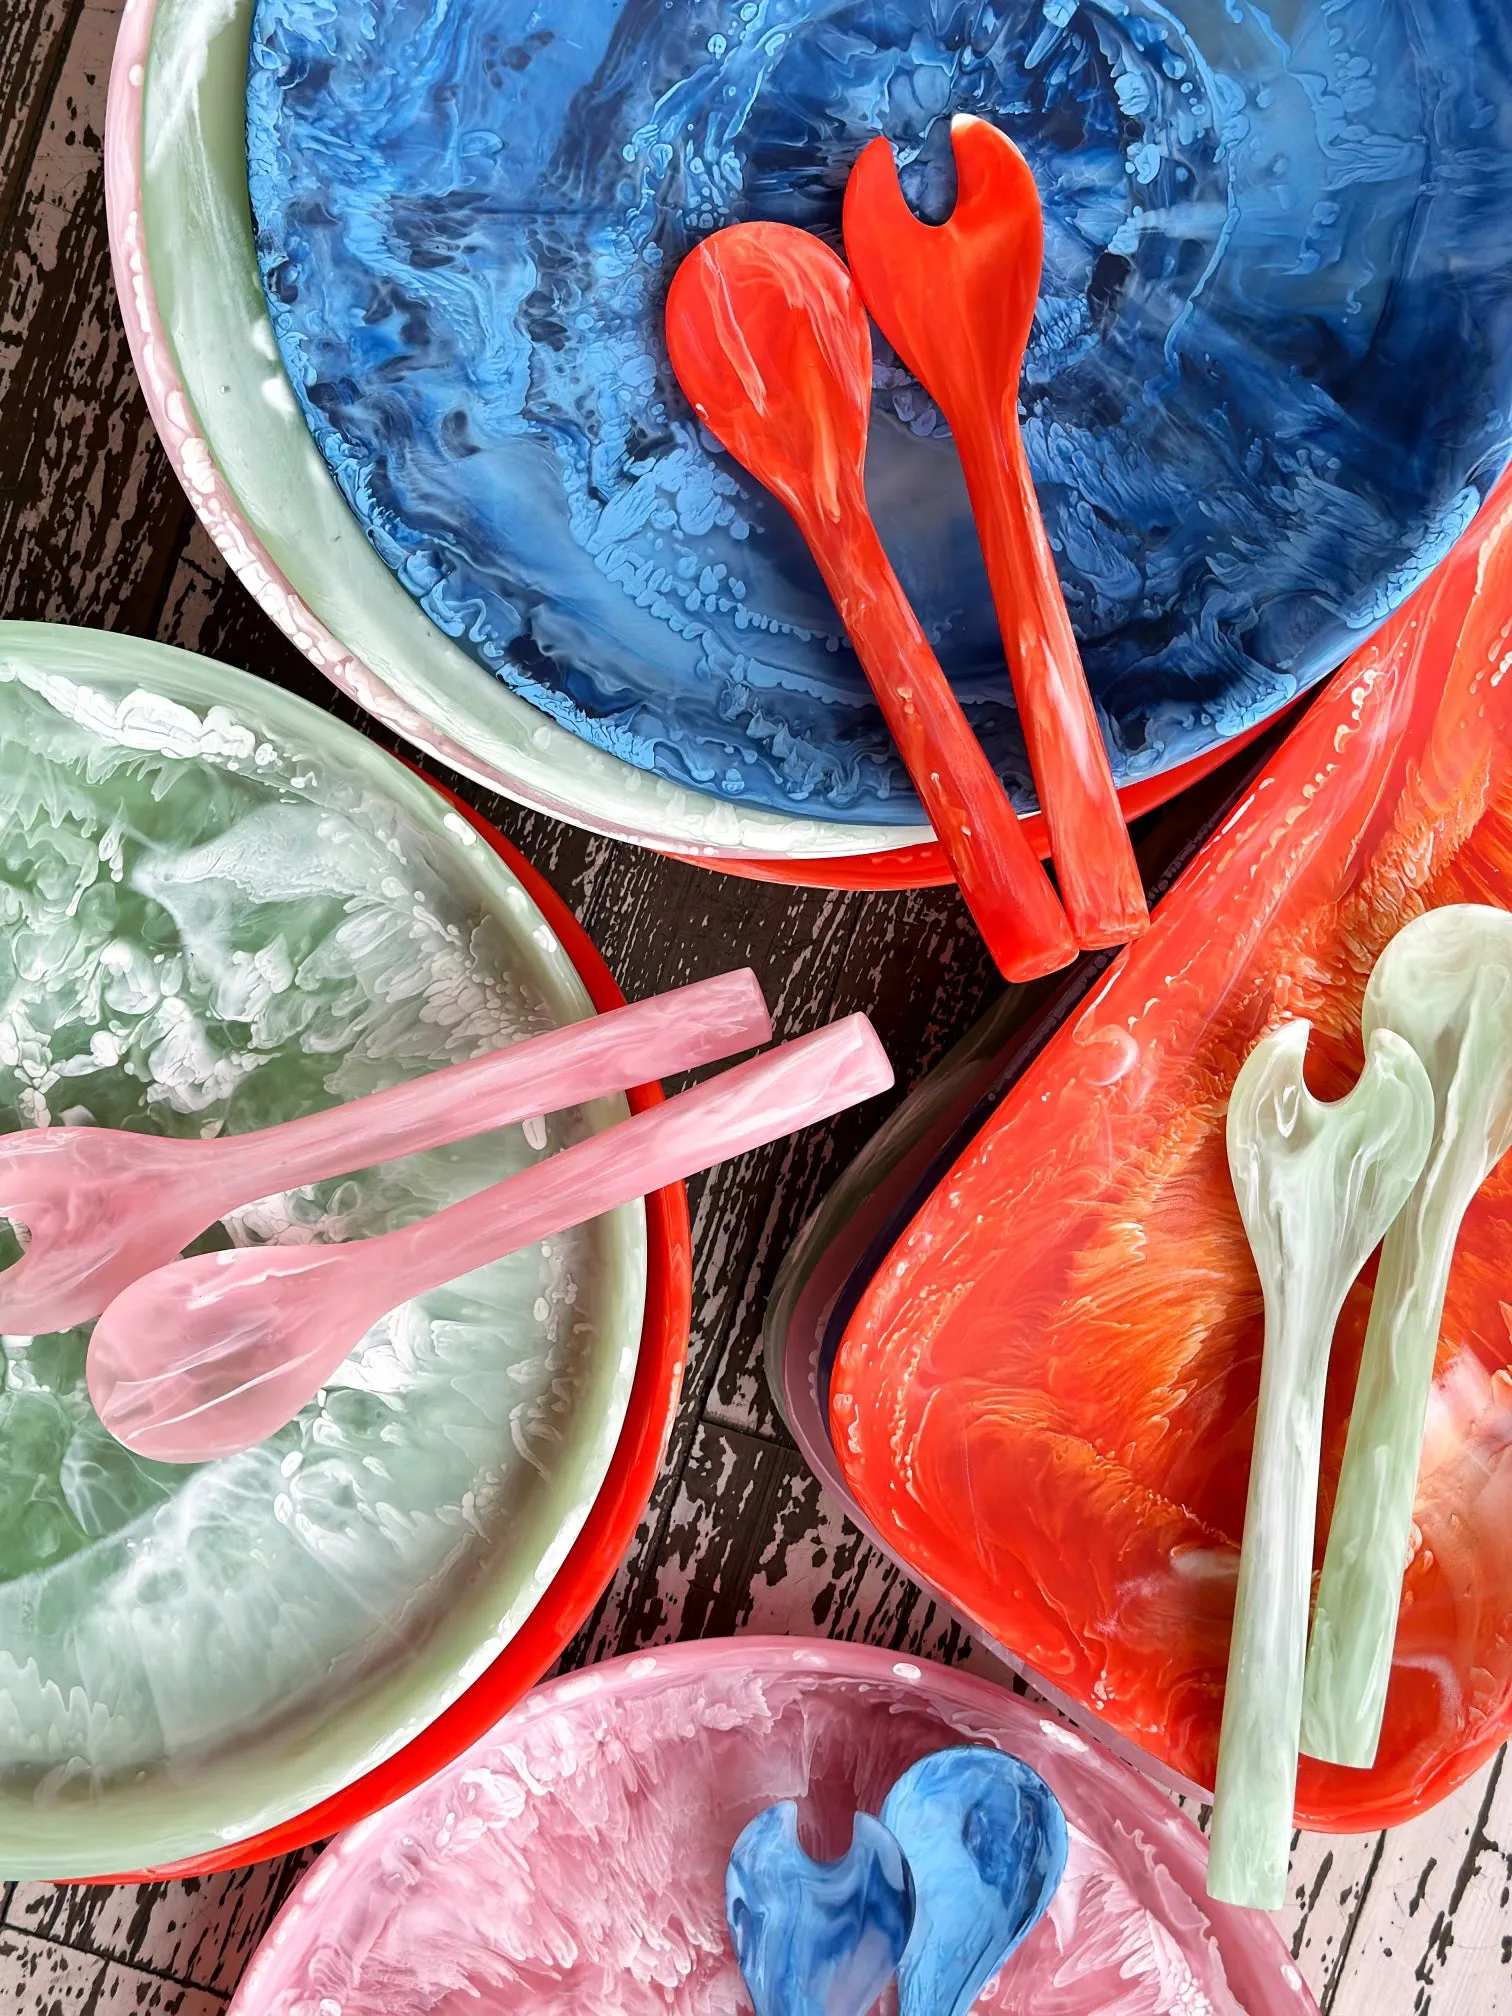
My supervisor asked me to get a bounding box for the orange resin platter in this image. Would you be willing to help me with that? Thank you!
[828,469,1512,1833]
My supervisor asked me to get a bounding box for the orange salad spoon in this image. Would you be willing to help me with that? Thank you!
[665,221,1076,984]
[845,116,1148,949]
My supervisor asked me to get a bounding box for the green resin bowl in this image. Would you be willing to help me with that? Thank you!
[0,624,645,1877]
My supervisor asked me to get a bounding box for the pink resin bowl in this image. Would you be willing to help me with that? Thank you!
[230,1638,1317,2016]
[108,782,692,1883]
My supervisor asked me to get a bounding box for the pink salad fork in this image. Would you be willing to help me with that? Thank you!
[88,1015,894,1463]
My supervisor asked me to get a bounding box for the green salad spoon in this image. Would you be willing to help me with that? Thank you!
[1208,1018,1433,1908]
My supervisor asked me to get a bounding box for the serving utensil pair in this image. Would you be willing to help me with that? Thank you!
[1211,904,1512,1907]
[727,1746,1067,2016]
[666,116,1148,984]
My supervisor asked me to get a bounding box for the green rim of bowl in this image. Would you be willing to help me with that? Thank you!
[0,622,646,1877]
[134,0,931,862]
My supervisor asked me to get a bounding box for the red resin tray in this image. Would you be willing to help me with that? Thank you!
[831,467,1512,1834]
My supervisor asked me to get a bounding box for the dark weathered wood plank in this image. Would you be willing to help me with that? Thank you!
[644,1424,973,1658]
[0,2,188,634]
[0,1,79,222]
[5,1860,316,1998]
[0,1931,225,2016]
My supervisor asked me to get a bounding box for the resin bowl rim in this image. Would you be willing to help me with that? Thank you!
[224,1634,1318,2016]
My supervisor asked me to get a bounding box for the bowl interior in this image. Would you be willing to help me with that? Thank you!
[0,623,644,1876]
[229,1641,1316,2016]
[123,0,920,862]
[824,470,1512,1833]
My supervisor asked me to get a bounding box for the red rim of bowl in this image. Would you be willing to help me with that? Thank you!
[82,774,692,1884]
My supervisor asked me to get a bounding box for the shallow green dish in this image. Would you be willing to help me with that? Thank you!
[0,624,645,1877]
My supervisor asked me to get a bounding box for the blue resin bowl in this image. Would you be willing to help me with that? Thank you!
[246,0,1512,827]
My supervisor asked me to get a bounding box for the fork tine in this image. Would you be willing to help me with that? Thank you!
[848,120,1039,239]
[844,134,932,249]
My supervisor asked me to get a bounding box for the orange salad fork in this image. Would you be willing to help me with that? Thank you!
[845,115,1148,949]
[666,221,1076,983]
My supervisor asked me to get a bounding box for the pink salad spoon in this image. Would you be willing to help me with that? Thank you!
[666,221,1076,985]
[0,969,771,1336]
[88,1014,893,1463]
[844,117,1148,950]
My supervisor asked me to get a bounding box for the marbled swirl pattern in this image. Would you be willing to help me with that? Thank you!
[726,1803,914,2016]
[827,468,1512,1835]
[0,628,641,1875]
[247,0,1512,822]
[229,1642,1317,2016]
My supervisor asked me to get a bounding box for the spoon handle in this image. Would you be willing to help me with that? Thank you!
[204,969,771,1198]
[1299,1205,1453,1767]
[958,417,1148,949]
[375,1016,893,1306]
[811,509,1075,983]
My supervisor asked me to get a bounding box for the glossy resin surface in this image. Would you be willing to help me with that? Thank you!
[832,468,1512,1832]
[246,0,1512,823]
[883,1746,1068,2016]
[229,1640,1316,2016]
[843,117,1146,945]
[665,220,1075,980]
[0,625,644,1876]
[128,0,915,870]
[1303,907,1512,1770]
[726,1803,913,2016]
[1207,1022,1432,1906]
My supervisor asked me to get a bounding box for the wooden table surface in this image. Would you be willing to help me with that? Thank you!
[0,5,1509,2012]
